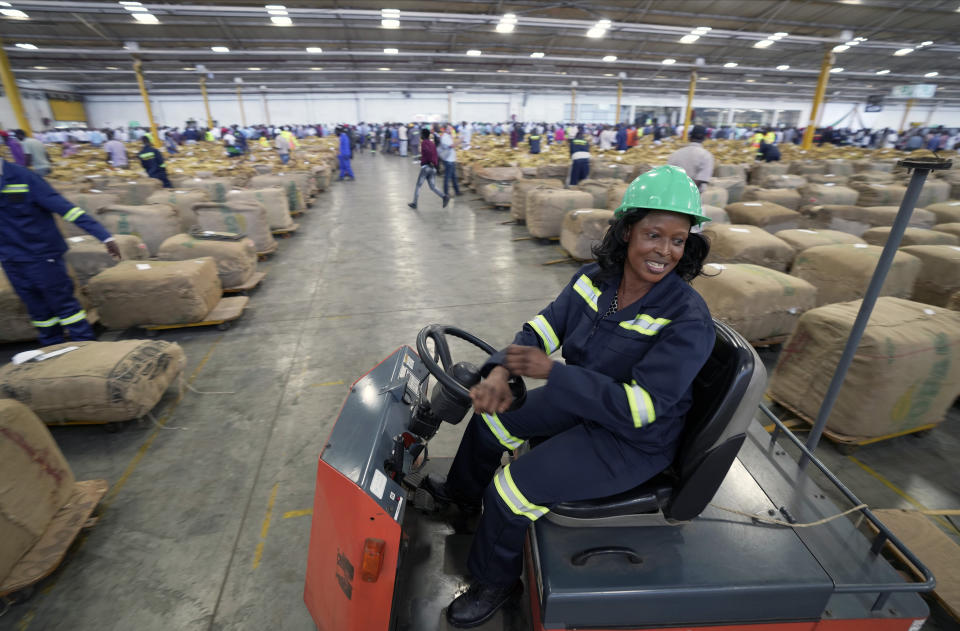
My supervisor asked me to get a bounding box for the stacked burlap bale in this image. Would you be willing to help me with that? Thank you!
[796,183,859,209]
[802,205,937,235]
[769,297,960,439]
[724,201,801,233]
[193,201,278,254]
[472,166,523,191]
[847,171,895,185]
[54,192,121,238]
[700,186,729,208]
[702,205,730,224]
[252,164,273,175]
[226,188,294,230]
[851,182,907,206]
[536,164,570,180]
[749,162,790,184]
[924,201,960,225]
[249,174,307,212]
[158,234,258,289]
[900,245,960,307]
[482,183,513,208]
[852,159,896,173]
[280,170,319,199]
[714,164,747,179]
[577,178,627,209]
[591,161,639,182]
[48,180,89,198]
[791,244,921,306]
[950,291,960,311]
[526,189,594,239]
[862,227,960,247]
[560,209,613,261]
[606,182,629,211]
[761,174,808,189]
[691,263,817,342]
[789,161,827,176]
[912,179,951,207]
[702,224,794,271]
[64,235,148,286]
[934,223,960,240]
[521,167,539,179]
[935,170,960,198]
[774,229,866,256]
[103,178,162,205]
[88,258,222,328]
[741,186,801,210]
[146,189,209,232]
[806,173,850,186]
[0,399,76,583]
[710,176,746,204]
[308,164,332,192]
[97,204,181,256]
[172,177,232,203]
[824,159,855,177]
[0,340,186,423]
[511,179,564,222]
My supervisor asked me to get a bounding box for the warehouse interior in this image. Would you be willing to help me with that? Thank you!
[0,2,959,631]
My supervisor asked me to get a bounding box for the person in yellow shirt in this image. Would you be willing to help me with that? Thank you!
[749,130,764,148]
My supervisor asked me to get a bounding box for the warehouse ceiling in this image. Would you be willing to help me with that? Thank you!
[3,0,960,105]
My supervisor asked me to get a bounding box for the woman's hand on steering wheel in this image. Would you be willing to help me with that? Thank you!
[504,345,555,380]
[470,366,514,414]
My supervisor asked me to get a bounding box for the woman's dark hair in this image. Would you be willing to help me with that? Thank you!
[421,128,431,140]
[591,208,711,283]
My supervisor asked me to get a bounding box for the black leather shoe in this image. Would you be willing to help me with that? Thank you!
[443,194,451,208]
[446,580,523,628]
[420,475,480,511]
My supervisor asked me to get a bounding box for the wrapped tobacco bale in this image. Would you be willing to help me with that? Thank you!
[472,166,524,189]
[482,183,513,207]
[788,161,827,176]
[806,173,850,186]
[511,179,564,222]
[606,182,630,211]
[576,178,625,209]
[769,297,960,438]
[714,164,747,179]
[72,192,120,215]
[526,189,594,239]
[146,188,209,232]
[193,201,277,254]
[824,159,854,176]
[847,171,895,185]
[102,178,162,205]
[97,204,181,256]
[710,176,746,204]
[282,170,318,199]
[724,201,801,233]
[226,188,294,230]
[740,186,802,210]
[158,233,258,289]
[590,161,637,181]
[925,201,960,224]
[913,179,950,207]
[521,167,539,179]
[790,244,921,306]
[761,174,807,189]
[852,159,896,173]
[309,165,332,192]
[900,245,960,307]
[0,341,186,423]
[750,162,790,184]
[87,258,222,328]
[796,183,859,208]
[249,174,307,212]
[702,205,730,224]
[862,227,959,247]
[64,234,148,286]
[935,170,960,198]
[933,222,960,240]
[702,224,795,271]
[774,229,865,255]
[537,164,570,180]
[802,205,936,235]
[560,209,613,261]
[851,182,907,206]
[173,177,232,203]
[691,263,817,342]
[700,186,729,208]
[949,291,960,311]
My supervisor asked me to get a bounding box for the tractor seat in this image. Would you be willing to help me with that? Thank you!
[547,320,766,527]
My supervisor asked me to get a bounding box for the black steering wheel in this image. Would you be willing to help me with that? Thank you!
[416,324,526,408]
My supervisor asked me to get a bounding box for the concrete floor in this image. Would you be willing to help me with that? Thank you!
[1,153,958,631]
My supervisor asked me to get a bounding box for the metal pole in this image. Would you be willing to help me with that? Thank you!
[448,91,453,124]
[261,91,270,125]
[801,48,833,150]
[132,59,159,146]
[0,37,32,135]
[236,85,246,127]
[615,80,622,125]
[199,77,213,128]
[899,99,914,134]
[803,159,950,459]
[682,70,697,141]
[571,86,576,123]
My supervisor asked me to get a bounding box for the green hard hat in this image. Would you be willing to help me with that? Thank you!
[614,165,711,225]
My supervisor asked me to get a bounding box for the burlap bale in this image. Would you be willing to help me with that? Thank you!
[157,234,258,289]
[521,167,539,179]
[797,183,859,208]
[700,186,729,208]
[482,183,513,207]
[936,171,960,198]
[847,171,895,185]
[802,205,937,235]
[862,227,960,247]
[193,201,277,254]
[806,173,850,186]
[590,162,637,182]
[72,192,120,215]
[774,229,866,254]
[253,164,273,175]
[912,179,951,208]
[703,224,794,271]
[710,176,746,204]
[824,159,854,177]
[64,235,148,285]
[48,180,88,197]
[852,159,895,173]
[692,263,817,342]
[576,178,623,209]
[226,188,293,230]
[762,174,808,189]
[606,182,629,211]
[102,178,162,205]
[0,340,186,424]
[725,201,801,233]
[146,188,209,232]
[0,399,75,582]
[526,189,594,239]
[249,175,307,212]
[741,186,801,210]
[750,162,790,184]
[714,164,747,180]
[560,209,613,261]
[282,170,319,198]
[0,270,37,342]
[852,182,907,206]
[172,177,234,203]
[473,166,524,189]
[702,205,730,224]
[309,165,332,192]
[949,291,960,311]
[788,161,827,176]
[88,258,222,328]
[925,202,960,224]
[511,179,564,221]
[934,222,960,240]
[900,245,960,307]
[536,164,569,180]
[769,297,960,438]
[97,204,181,256]
[791,244,921,306]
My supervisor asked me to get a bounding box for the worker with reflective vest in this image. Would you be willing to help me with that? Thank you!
[421,166,716,628]
[568,131,591,185]
[749,130,764,148]
[137,137,173,188]
[0,160,121,346]
[763,129,776,145]
[528,132,542,154]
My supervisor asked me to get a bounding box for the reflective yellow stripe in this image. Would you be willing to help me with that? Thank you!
[2,184,29,193]
[623,380,656,428]
[31,317,59,327]
[59,310,87,326]
[527,314,560,354]
[481,412,524,449]
[139,152,155,159]
[63,207,85,222]
[572,274,600,312]
[620,314,672,336]
[494,465,548,521]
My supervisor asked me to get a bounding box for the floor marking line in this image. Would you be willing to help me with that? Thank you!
[282,508,313,519]
[310,380,344,387]
[252,483,279,570]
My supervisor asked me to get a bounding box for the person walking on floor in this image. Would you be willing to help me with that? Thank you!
[337,126,355,180]
[0,158,121,346]
[398,124,408,157]
[103,131,128,168]
[408,128,449,209]
[137,137,172,188]
[666,125,714,191]
[440,126,461,198]
[17,130,52,177]
[569,130,591,186]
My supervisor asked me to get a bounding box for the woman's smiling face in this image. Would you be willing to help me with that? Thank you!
[623,210,691,284]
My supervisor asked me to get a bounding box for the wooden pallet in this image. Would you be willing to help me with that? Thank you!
[0,479,109,598]
[142,296,249,334]
[750,334,789,349]
[290,209,306,217]
[272,223,300,237]
[223,271,266,295]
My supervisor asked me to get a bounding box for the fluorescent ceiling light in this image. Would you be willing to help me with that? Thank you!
[119,1,142,4]
[770,32,788,39]
[15,42,37,49]
[270,16,292,25]
[496,69,509,73]
[602,55,617,62]
[662,58,676,64]
[832,44,850,52]
[1,9,29,19]
[384,47,398,54]
[381,19,399,28]
[845,41,859,46]
[306,47,322,53]
[268,10,288,15]
[853,37,868,42]
[692,26,711,34]
[502,13,517,21]
[919,41,933,47]
[133,12,159,23]
[586,27,606,38]
[603,73,614,76]
[0,1,12,4]
[875,69,890,74]
[700,76,709,80]
[776,64,790,70]
[247,66,262,70]
[830,67,844,73]
[265,4,286,8]
[33,65,47,69]
[310,67,322,70]
[106,66,118,69]
[182,66,195,70]
[466,49,482,56]
[925,71,939,77]
[679,34,700,44]
[126,6,148,11]
[530,52,544,58]
[443,68,455,71]
[378,67,390,71]
[211,46,230,53]
[723,62,738,68]
[381,8,400,16]
[754,39,774,48]
[894,48,914,56]
[495,23,514,33]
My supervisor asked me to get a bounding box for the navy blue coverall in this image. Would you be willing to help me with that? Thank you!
[138,147,173,188]
[528,134,542,154]
[0,161,113,345]
[568,138,591,185]
[446,262,715,586]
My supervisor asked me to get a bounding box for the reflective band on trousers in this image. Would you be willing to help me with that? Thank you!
[572,274,600,312]
[481,412,524,449]
[623,380,656,428]
[31,317,59,328]
[139,152,155,159]
[620,314,672,336]
[494,464,548,521]
[63,207,85,223]
[2,184,28,193]
[59,310,87,326]
[527,314,560,354]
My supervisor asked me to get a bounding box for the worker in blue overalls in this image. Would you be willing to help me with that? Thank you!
[528,130,542,154]
[568,130,591,185]
[137,136,173,188]
[337,126,355,181]
[0,159,120,346]
[421,165,716,628]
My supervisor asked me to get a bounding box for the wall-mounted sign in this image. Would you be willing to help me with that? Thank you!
[890,84,937,99]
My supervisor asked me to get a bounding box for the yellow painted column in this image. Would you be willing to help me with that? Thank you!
[615,81,622,124]
[571,87,577,123]
[899,98,914,134]
[682,70,697,141]
[0,38,31,134]
[801,48,834,150]
[236,85,246,127]
[132,59,159,146]
[199,77,213,128]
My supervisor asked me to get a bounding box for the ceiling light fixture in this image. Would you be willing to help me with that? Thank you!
[33,65,47,69]
[770,32,788,39]
[754,39,774,48]
[14,42,37,49]
[248,66,262,70]
[924,71,939,77]
[306,47,322,53]
[679,34,700,44]
[443,68,455,71]
[125,5,148,11]
[378,67,390,71]
[662,58,676,64]
[267,9,287,14]
[893,48,914,56]
[830,67,844,73]
[496,12,517,33]
[381,8,399,28]
[692,26,712,34]
[723,62,738,68]
[875,69,890,74]
[182,66,195,70]
[211,46,230,53]
[776,64,790,70]
[132,12,158,23]
[530,52,544,58]
[466,49,482,56]
[832,44,850,52]
[384,48,398,54]
[0,8,29,19]
[270,16,292,25]
[587,18,611,38]
[496,68,509,72]
[918,41,933,47]
[106,66,118,69]
[602,55,617,62]
[310,67,322,70]
[603,73,614,76]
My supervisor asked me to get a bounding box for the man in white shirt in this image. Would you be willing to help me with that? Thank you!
[599,125,617,150]
[460,122,472,150]
[666,125,714,191]
[398,124,408,157]
[440,127,461,197]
